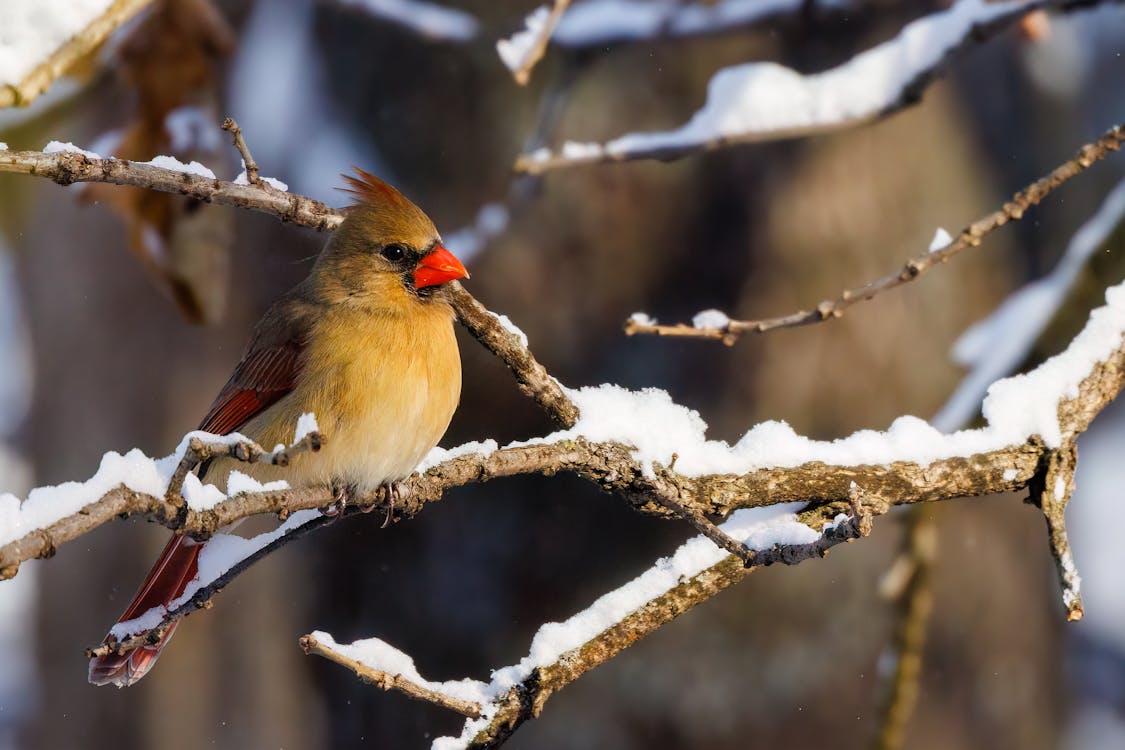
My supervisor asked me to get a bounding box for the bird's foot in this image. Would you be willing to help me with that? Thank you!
[324,482,357,519]
[371,481,402,528]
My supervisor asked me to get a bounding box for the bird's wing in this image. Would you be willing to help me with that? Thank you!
[197,302,311,435]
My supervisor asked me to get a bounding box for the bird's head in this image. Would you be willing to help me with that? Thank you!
[313,168,468,310]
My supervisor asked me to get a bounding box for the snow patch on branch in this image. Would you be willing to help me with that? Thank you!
[0,426,306,547]
[629,312,657,326]
[933,178,1125,431]
[425,503,823,748]
[526,0,1035,166]
[0,0,116,87]
[339,0,480,41]
[929,227,953,253]
[692,309,731,330]
[497,6,552,74]
[43,140,101,159]
[425,275,1125,480]
[555,0,815,46]
[310,630,491,704]
[137,155,217,180]
[109,509,322,639]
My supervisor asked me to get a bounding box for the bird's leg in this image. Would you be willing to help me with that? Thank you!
[324,481,357,518]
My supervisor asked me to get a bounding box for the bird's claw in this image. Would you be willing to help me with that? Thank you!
[370,481,402,528]
[324,483,357,519]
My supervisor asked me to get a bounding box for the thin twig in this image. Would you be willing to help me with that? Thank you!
[221,117,260,186]
[624,123,1125,343]
[299,634,483,718]
[165,431,323,503]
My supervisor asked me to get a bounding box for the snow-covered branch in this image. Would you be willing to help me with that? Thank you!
[5,118,1125,747]
[0,0,154,108]
[625,123,1125,344]
[496,0,572,86]
[516,0,1107,174]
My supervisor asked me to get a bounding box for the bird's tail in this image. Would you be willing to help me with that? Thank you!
[88,534,202,687]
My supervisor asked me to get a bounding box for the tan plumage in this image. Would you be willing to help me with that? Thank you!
[89,170,467,686]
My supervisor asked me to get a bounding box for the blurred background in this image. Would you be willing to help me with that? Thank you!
[1,0,1124,748]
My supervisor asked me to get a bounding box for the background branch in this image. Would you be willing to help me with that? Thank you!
[624,123,1125,343]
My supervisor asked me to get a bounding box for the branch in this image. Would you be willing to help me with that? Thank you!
[0,0,155,108]
[0,147,577,426]
[221,117,260,186]
[624,123,1125,343]
[300,633,483,719]
[22,276,1125,651]
[515,0,1112,174]
[446,490,885,747]
[497,0,573,86]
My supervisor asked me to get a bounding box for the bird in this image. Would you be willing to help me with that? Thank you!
[88,169,468,687]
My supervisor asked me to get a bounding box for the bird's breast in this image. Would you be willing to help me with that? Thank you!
[222,304,461,493]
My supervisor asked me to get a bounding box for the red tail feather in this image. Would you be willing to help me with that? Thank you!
[88,535,202,687]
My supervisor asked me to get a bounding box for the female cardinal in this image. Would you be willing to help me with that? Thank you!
[88,170,468,687]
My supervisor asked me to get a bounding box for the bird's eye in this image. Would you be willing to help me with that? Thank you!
[380,244,407,262]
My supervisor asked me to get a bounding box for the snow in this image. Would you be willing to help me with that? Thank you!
[0,449,169,548]
[428,503,826,748]
[491,313,528,347]
[929,227,953,252]
[560,141,603,159]
[497,6,552,74]
[234,167,289,192]
[137,154,217,180]
[294,412,319,442]
[692,309,731,330]
[43,140,100,159]
[441,202,509,264]
[528,0,1035,165]
[933,178,1125,432]
[554,0,813,46]
[416,439,500,474]
[0,0,116,87]
[1003,468,1018,481]
[0,143,7,151]
[0,420,315,547]
[164,106,223,153]
[309,630,491,704]
[461,275,1125,479]
[629,312,656,326]
[338,0,480,41]
[110,509,322,639]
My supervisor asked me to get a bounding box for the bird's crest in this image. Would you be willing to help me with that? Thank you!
[341,167,414,211]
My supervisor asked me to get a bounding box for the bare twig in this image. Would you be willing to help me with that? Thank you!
[165,431,323,503]
[624,123,1125,343]
[299,634,483,718]
[221,117,260,186]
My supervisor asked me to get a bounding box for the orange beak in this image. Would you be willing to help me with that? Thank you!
[413,244,469,289]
